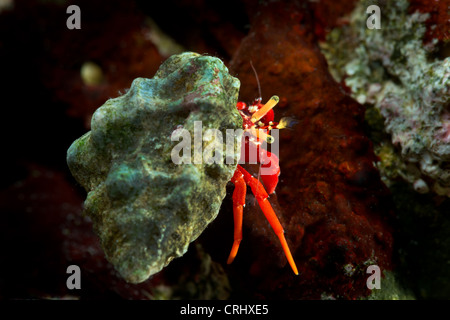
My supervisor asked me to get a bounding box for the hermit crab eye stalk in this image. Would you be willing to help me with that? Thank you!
[239,95,291,145]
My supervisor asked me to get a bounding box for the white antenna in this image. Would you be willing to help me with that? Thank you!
[250,60,262,100]
[249,60,263,205]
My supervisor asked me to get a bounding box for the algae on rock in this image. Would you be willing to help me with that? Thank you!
[321,0,450,299]
[67,52,242,283]
[321,0,450,196]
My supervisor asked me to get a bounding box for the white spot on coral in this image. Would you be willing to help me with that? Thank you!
[413,179,429,193]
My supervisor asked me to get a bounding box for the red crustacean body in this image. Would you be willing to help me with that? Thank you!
[236,97,281,194]
[226,95,298,275]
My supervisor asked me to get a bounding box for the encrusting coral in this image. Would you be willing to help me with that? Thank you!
[321,0,450,196]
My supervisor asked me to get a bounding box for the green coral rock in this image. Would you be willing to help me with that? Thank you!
[67,52,242,283]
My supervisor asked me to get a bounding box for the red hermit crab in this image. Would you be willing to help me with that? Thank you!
[67,52,297,283]
[227,95,299,275]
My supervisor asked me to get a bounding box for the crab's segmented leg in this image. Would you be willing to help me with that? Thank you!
[227,169,246,264]
[237,165,299,275]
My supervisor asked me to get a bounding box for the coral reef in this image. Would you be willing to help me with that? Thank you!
[321,0,450,196]
[67,52,242,283]
[223,0,397,299]
[409,0,450,43]
[3,0,449,300]
[320,0,450,299]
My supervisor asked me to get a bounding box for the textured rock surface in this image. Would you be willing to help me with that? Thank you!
[321,0,450,196]
[67,52,242,283]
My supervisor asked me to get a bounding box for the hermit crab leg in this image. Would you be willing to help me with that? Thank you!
[227,168,246,264]
[231,165,299,275]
